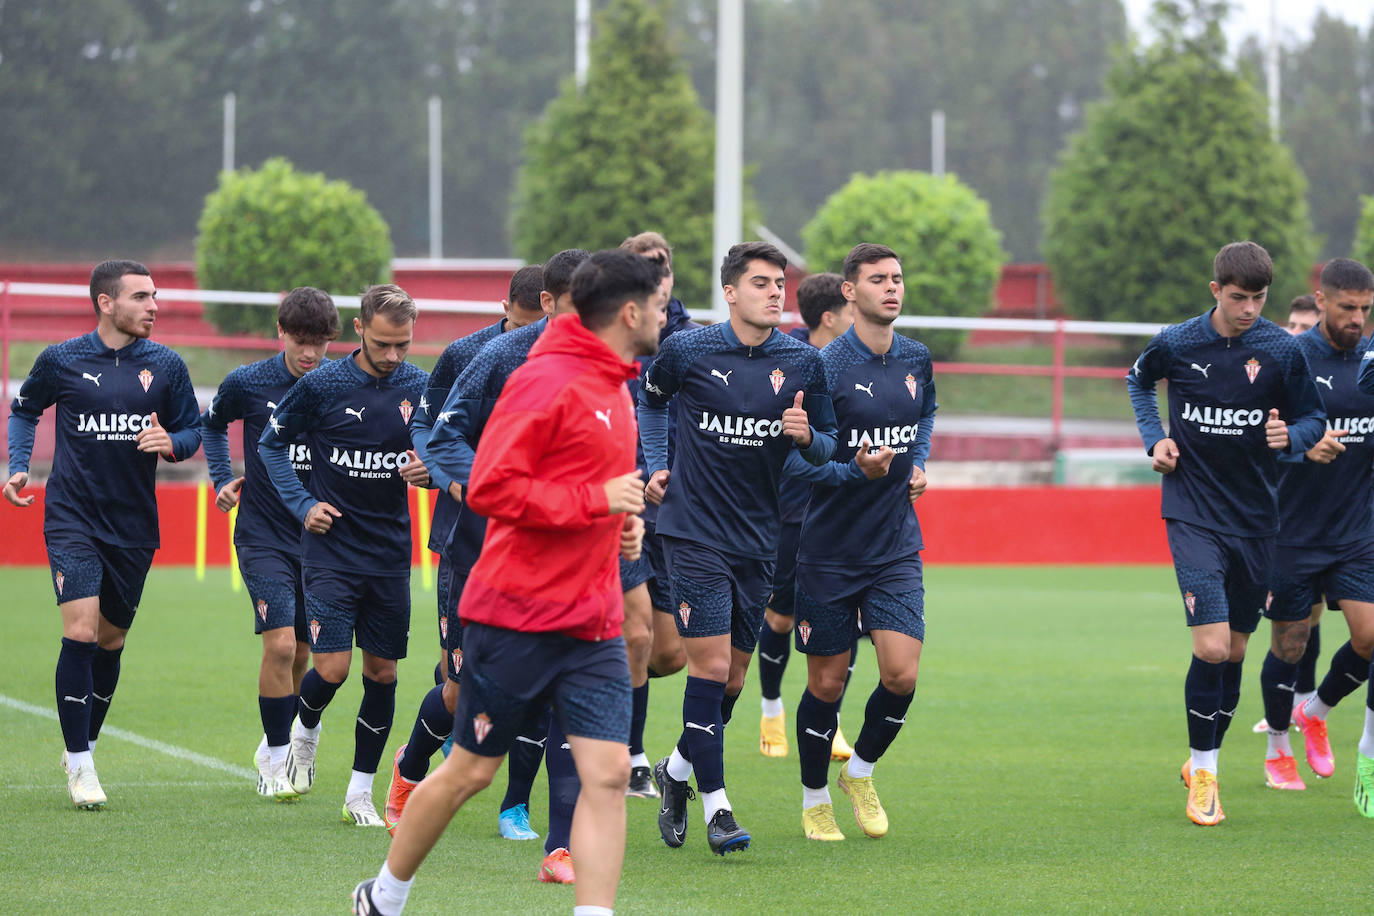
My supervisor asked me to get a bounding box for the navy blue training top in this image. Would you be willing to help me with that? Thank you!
[8,331,202,548]
[411,319,506,554]
[777,326,815,526]
[1126,309,1325,537]
[426,316,548,572]
[259,352,429,575]
[638,321,837,560]
[787,327,937,567]
[202,353,316,553]
[1278,328,1374,547]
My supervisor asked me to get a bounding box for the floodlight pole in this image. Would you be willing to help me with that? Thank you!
[1265,0,1279,138]
[575,0,591,92]
[428,96,442,260]
[712,0,743,326]
[222,92,236,173]
[932,109,945,177]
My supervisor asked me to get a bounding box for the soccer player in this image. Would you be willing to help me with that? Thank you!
[1262,258,1374,791]
[201,286,341,800]
[757,271,854,760]
[351,248,665,916]
[640,241,837,854]
[782,244,935,841]
[1286,294,1319,335]
[1126,241,1325,826]
[259,284,431,826]
[421,249,595,875]
[5,259,202,809]
[384,265,546,834]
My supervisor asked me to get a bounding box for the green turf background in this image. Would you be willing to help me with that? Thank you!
[1,565,1368,914]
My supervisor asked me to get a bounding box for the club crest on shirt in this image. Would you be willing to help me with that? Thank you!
[55,571,64,595]
[256,599,268,621]
[440,616,448,641]
[452,649,463,675]
[769,368,785,395]
[797,620,812,645]
[1184,592,1196,616]
[473,711,492,743]
[1244,358,1261,384]
[678,601,691,627]
[905,373,918,399]
[398,399,414,424]
[309,618,321,644]
[138,369,154,393]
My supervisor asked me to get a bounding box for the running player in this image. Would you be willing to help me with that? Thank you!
[5,259,202,809]
[784,244,935,840]
[385,265,546,834]
[351,248,664,916]
[1264,258,1374,788]
[1126,241,1326,826]
[640,241,837,854]
[202,286,340,800]
[758,271,854,759]
[259,284,431,826]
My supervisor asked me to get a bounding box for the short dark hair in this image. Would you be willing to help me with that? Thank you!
[720,241,787,288]
[89,259,150,314]
[796,273,847,330]
[1288,293,1318,315]
[1319,257,1374,293]
[1213,241,1272,292]
[278,286,340,341]
[570,249,660,331]
[621,231,673,270]
[841,243,900,282]
[543,249,592,302]
[508,265,545,311]
[359,283,417,325]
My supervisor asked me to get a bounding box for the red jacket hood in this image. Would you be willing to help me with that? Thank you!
[530,313,640,384]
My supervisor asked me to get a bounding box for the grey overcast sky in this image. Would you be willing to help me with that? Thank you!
[1124,0,1374,47]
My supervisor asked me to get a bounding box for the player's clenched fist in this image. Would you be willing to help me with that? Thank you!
[399,449,431,487]
[620,514,645,561]
[215,476,245,512]
[1306,428,1348,464]
[855,444,895,479]
[782,390,813,447]
[304,500,342,534]
[1264,408,1289,451]
[644,469,670,506]
[135,411,174,456]
[603,469,645,515]
[1152,437,1179,474]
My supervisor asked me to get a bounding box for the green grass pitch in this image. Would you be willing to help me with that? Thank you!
[1,565,1369,914]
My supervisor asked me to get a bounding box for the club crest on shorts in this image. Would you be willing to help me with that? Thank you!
[256,598,268,621]
[55,571,64,595]
[797,620,812,645]
[440,616,448,641]
[678,601,691,627]
[1184,592,1196,616]
[905,373,918,399]
[452,648,463,675]
[1244,358,1261,383]
[473,711,492,743]
[769,368,785,395]
[138,368,153,392]
[398,399,414,424]
[309,618,321,643]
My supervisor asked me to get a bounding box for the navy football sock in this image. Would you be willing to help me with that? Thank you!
[853,682,914,763]
[1260,650,1299,732]
[1215,660,1243,747]
[296,669,342,729]
[629,682,649,757]
[840,634,858,702]
[1316,640,1371,708]
[55,638,97,754]
[544,716,579,854]
[502,707,550,812]
[88,645,122,742]
[352,676,396,774]
[259,694,296,748]
[398,684,452,782]
[796,689,838,789]
[681,676,726,792]
[1184,655,1224,751]
[1296,624,1320,694]
[756,623,790,701]
[721,689,740,727]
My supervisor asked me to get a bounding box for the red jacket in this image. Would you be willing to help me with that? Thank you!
[459,313,640,640]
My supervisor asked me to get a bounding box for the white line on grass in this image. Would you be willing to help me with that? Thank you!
[0,693,254,780]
